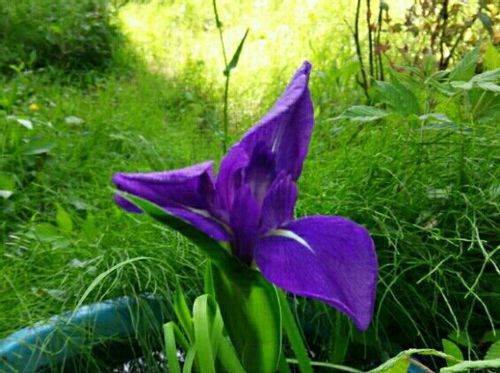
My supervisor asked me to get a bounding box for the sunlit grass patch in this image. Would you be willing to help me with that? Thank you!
[118,0,357,121]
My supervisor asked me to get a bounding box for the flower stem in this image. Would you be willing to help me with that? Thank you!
[212,0,230,154]
[223,73,230,153]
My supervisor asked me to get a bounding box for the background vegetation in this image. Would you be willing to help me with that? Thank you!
[1,0,498,371]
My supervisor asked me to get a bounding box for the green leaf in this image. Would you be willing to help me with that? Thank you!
[120,193,240,271]
[470,68,500,83]
[329,313,351,364]
[482,330,500,343]
[374,80,420,116]
[485,341,500,360]
[334,105,390,122]
[278,289,313,373]
[29,223,62,243]
[476,82,500,92]
[174,278,194,342]
[183,346,197,373]
[440,359,500,372]
[277,354,293,373]
[369,349,456,373]
[449,47,480,82]
[82,212,96,241]
[56,204,73,234]
[450,68,500,92]
[447,330,473,348]
[22,138,55,155]
[216,331,246,373]
[204,264,215,297]
[442,339,463,366]
[212,264,282,373]
[484,42,500,70]
[120,193,277,372]
[224,29,249,76]
[193,295,216,373]
[450,81,473,90]
[478,12,493,33]
[164,322,182,373]
[0,172,16,199]
[193,292,245,373]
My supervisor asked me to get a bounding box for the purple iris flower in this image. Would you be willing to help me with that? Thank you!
[112,62,378,330]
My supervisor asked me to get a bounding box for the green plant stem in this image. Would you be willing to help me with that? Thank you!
[222,73,230,153]
[353,0,369,100]
[376,3,384,81]
[366,0,374,78]
[212,0,230,153]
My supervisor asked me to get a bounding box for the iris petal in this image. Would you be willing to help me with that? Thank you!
[232,61,313,180]
[260,172,297,232]
[112,161,215,209]
[243,142,277,203]
[215,146,249,214]
[215,61,314,215]
[112,161,230,241]
[229,185,261,264]
[254,216,378,331]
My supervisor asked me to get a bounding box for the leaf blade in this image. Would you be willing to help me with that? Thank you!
[224,29,249,76]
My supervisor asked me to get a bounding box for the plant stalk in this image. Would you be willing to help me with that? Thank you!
[213,0,230,154]
[354,0,369,100]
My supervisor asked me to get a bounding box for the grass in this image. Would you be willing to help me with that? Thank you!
[1,0,499,371]
[0,66,213,337]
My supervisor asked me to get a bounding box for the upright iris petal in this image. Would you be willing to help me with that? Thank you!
[215,61,314,205]
[112,61,378,331]
[260,172,297,232]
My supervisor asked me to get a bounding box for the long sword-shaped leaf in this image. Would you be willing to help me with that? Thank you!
[174,278,194,342]
[164,322,181,373]
[212,264,282,373]
[121,193,281,372]
[193,295,216,373]
[216,335,246,373]
[277,289,314,373]
[183,347,197,373]
[120,193,242,272]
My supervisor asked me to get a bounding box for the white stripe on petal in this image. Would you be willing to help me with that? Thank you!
[266,229,315,254]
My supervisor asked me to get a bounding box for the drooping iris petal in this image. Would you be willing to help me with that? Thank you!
[113,161,215,209]
[254,216,378,331]
[229,185,261,264]
[113,161,230,241]
[260,172,297,232]
[229,61,314,181]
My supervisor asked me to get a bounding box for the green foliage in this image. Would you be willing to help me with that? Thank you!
[211,265,282,373]
[485,341,500,360]
[0,0,122,72]
[314,46,499,367]
[120,193,283,373]
[442,339,463,366]
[164,288,246,373]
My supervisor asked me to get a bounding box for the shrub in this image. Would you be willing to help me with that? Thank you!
[0,0,122,72]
